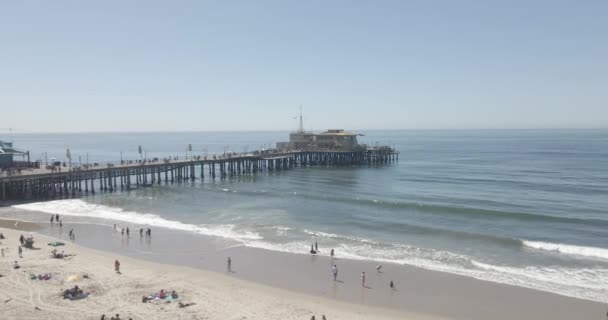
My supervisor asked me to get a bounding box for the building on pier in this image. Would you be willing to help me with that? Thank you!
[277,129,364,151]
[0,140,30,168]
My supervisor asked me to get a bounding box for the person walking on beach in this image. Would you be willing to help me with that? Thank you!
[361,272,366,287]
[332,265,338,281]
[56,214,60,222]
[126,228,130,237]
[139,228,143,237]
[50,215,54,224]
[18,246,23,258]
[115,260,121,273]
[390,280,394,290]
[59,220,62,228]
[227,257,232,272]
[148,228,151,237]
[121,228,124,237]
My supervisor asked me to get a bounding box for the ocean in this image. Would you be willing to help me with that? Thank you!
[1,129,607,303]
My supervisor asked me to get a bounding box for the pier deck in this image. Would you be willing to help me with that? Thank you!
[0,149,398,202]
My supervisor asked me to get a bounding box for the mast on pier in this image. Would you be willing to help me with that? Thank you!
[297,105,304,133]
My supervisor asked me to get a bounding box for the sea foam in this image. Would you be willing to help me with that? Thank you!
[12,199,262,241]
[522,240,608,261]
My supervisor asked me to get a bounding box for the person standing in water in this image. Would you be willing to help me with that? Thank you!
[315,242,318,252]
[50,215,54,224]
[361,272,366,287]
[332,265,338,281]
[126,228,130,237]
[59,220,62,228]
[227,257,232,272]
[56,214,60,222]
[330,249,334,258]
[139,228,143,237]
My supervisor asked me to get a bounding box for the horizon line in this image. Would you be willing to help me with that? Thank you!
[3,127,608,135]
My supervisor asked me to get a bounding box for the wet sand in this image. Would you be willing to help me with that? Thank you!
[5,218,604,320]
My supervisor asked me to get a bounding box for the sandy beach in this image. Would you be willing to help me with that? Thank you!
[0,220,440,320]
[0,218,606,320]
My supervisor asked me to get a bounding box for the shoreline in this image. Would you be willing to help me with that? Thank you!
[1,218,606,320]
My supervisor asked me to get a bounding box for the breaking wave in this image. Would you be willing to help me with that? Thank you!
[12,199,261,241]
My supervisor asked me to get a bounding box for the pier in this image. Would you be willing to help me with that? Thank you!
[0,148,398,202]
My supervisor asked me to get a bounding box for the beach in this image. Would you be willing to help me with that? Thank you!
[0,218,605,320]
[0,220,433,320]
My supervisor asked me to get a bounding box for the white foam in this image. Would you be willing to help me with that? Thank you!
[522,240,608,261]
[12,199,262,241]
[302,229,379,244]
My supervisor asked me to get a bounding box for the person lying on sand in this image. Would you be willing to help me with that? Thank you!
[51,250,73,259]
[13,261,20,269]
[178,302,195,308]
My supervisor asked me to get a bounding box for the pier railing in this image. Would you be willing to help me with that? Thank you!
[0,148,398,201]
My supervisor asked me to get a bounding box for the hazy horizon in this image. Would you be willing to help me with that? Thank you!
[1,1,606,133]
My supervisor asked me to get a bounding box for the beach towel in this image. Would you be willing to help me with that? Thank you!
[48,241,65,247]
[66,275,81,282]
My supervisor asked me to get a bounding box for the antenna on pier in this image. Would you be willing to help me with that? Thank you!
[297,105,304,133]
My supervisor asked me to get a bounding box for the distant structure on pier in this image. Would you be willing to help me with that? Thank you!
[0,140,30,168]
[277,129,363,151]
[277,109,364,151]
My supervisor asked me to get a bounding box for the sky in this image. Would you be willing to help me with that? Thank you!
[0,0,606,133]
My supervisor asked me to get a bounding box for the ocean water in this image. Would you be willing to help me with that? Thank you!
[2,130,608,302]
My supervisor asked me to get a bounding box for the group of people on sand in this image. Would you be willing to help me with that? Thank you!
[51,249,71,259]
[62,285,89,300]
[50,214,61,225]
[141,289,179,303]
[19,233,34,249]
[100,314,133,320]
[310,315,327,320]
[114,224,152,238]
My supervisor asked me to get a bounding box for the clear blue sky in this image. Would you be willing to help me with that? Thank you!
[1,0,606,132]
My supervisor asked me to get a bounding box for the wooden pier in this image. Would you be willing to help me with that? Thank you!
[0,149,398,202]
